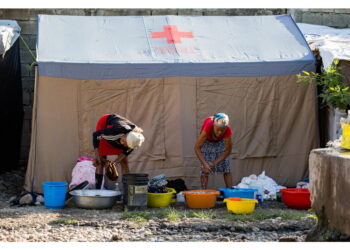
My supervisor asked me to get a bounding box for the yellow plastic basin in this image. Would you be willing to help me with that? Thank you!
[224,197,258,214]
[147,187,176,208]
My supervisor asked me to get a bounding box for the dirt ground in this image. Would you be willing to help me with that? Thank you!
[0,169,316,242]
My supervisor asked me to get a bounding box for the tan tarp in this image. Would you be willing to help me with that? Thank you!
[25,74,319,193]
[309,149,350,235]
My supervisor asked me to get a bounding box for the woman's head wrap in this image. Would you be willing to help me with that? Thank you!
[126,128,145,149]
[213,113,229,128]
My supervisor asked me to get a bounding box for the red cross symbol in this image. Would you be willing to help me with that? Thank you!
[151,25,193,44]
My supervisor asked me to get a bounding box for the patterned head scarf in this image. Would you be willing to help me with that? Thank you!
[213,113,229,128]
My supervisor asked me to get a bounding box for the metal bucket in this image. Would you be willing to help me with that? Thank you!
[69,189,121,209]
[122,173,149,211]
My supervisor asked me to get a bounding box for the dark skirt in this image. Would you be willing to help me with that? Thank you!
[200,139,231,176]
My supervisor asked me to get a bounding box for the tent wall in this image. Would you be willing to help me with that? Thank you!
[25,74,318,193]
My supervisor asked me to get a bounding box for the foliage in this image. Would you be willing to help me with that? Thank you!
[297,59,350,110]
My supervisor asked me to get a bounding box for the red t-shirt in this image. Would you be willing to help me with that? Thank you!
[200,116,232,142]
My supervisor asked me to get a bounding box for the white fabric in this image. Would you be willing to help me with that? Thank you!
[237,171,286,199]
[0,20,21,56]
[126,131,145,149]
[297,23,350,68]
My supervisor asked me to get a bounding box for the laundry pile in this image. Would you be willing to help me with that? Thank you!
[148,175,168,193]
[236,171,286,200]
[148,175,188,194]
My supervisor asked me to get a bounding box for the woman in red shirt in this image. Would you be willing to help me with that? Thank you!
[92,114,145,189]
[194,113,233,189]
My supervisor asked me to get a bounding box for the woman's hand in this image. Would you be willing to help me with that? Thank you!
[203,162,213,174]
[208,161,215,168]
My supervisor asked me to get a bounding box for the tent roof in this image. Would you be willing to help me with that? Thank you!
[37,14,315,79]
[297,23,350,68]
[0,20,21,56]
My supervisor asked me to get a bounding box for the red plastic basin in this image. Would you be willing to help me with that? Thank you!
[280,188,311,210]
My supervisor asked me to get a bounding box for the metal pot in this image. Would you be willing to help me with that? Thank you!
[69,189,121,209]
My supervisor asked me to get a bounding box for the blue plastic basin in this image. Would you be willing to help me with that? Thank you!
[219,188,258,199]
[42,182,67,209]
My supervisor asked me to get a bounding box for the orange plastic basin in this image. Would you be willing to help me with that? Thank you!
[182,189,220,209]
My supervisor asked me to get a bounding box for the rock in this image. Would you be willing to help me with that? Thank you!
[234,223,245,232]
[279,236,298,242]
[8,196,17,203]
[36,195,44,203]
[218,237,230,242]
[111,234,124,241]
[252,226,260,232]
[19,194,33,205]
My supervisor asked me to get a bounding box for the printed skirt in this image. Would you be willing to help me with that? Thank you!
[200,139,231,176]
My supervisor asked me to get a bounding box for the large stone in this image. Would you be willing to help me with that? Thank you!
[151,9,178,15]
[288,9,303,22]
[17,21,37,35]
[20,34,37,50]
[21,76,35,90]
[309,149,350,235]
[334,9,350,14]
[322,13,348,28]
[22,88,33,106]
[19,193,33,205]
[309,9,335,13]
[302,12,323,25]
[95,9,152,16]
[177,9,203,16]
[202,9,230,16]
[19,49,36,64]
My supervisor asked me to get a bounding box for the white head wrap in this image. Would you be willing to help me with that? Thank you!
[126,131,145,149]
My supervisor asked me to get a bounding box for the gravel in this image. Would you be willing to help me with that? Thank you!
[0,201,317,242]
[0,170,316,242]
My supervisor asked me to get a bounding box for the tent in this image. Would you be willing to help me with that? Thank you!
[25,14,318,193]
[297,23,350,144]
[0,20,23,173]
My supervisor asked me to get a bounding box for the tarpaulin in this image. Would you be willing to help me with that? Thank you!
[0,38,23,173]
[37,15,315,79]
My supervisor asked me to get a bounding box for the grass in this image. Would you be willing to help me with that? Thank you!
[222,209,312,222]
[121,208,218,222]
[120,207,314,223]
[186,210,217,219]
[51,219,78,225]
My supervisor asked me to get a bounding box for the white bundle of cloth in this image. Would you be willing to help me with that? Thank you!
[0,20,21,56]
[297,23,350,68]
[237,171,286,199]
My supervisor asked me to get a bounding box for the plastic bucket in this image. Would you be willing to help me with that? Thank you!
[224,198,258,214]
[122,173,149,211]
[42,182,67,209]
[280,188,311,210]
[147,187,176,208]
[219,188,258,199]
[341,123,350,149]
[182,190,220,209]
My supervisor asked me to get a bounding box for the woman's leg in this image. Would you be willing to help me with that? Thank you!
[120,156,129,175]
[223,172,233,188]
[95,156,107,189]
[200,175,209,189]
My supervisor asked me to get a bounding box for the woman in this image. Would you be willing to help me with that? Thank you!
[194,113,233,189]
[92,114,145,189]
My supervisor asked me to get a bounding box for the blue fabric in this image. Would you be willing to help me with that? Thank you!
[37,14,315,79]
